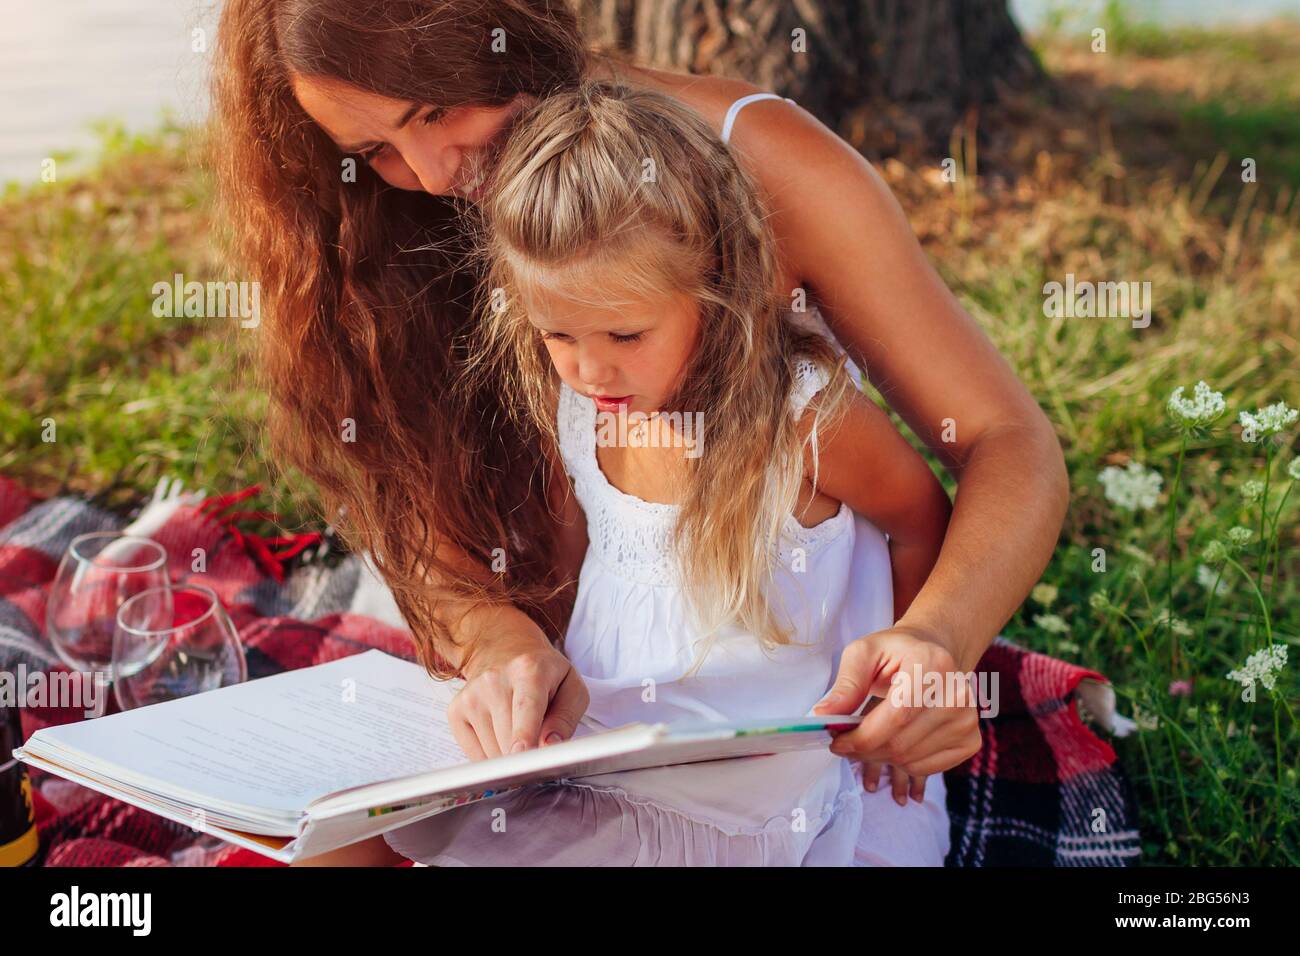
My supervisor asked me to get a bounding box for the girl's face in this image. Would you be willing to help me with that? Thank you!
[525,278,701,418]
[290,74,532,199]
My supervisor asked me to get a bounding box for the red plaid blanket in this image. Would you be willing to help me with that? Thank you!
[0,476,1139,866]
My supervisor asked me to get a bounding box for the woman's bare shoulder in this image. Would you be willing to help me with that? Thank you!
[616,65,851,167]
[597,58,771,138]
[605,63,868,213]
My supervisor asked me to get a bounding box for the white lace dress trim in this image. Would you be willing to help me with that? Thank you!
[557,352,852,589]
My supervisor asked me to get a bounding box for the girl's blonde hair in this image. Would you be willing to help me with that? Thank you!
[463,81,853,663]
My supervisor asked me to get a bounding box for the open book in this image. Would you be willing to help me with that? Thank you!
[14,650,862,863]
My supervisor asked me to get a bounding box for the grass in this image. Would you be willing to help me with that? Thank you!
[0,120,314,531]
[929,13,1299,865]
[1033,3,1300,200]
[1,16,1297,865]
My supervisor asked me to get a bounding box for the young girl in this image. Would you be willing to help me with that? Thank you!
[378,81,953,867]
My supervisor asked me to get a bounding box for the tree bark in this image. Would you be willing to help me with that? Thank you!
[572,0,1045,160]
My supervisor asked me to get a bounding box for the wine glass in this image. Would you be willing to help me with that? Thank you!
[46,532,171,676]
[112,584,247,711]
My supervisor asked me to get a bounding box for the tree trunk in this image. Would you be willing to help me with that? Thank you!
[572,0,1045,161]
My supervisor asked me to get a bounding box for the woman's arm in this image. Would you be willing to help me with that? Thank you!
[733,102,1069,672]
[412,448,589,760]
[802,388,952,621]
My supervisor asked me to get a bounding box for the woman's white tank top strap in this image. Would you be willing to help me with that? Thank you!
[718,92,867,391]
[720,91,796,145]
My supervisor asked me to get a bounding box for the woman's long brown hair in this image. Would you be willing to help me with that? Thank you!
[211,0,588,676]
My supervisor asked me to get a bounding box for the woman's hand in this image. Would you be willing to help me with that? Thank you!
[448,624,589,761]
[813,624,983,804]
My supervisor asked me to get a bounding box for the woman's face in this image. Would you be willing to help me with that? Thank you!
[290,74,532,199]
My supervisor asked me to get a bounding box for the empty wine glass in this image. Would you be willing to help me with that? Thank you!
[46,532,171,675]
[112,584,247,710]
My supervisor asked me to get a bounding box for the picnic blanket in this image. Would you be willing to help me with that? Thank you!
[0,475,1141,866]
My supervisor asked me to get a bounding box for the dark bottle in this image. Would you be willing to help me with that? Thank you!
[0,703,38,866]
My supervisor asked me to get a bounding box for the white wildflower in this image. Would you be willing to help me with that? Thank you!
[1089,590,1112,612]
[1031,583,1059,607]
[1201,540,1229,563]
[1099,461,1163,511]
[1239,402,1298,442]
[1153,608,1193,637]
[1289,458,1300,481]
[1196,564,1230,596]
[1035,613,1070,635]
[1239,479,1265,503]
[1226,645,1289,693]
[1167,381,1226,430]
[1227,526,1253,549]
[1133,706,1160,731]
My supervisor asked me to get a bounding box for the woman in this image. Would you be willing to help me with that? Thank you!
[213,0,1067,862]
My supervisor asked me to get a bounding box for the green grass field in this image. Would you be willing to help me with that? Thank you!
[1,15,1296,864]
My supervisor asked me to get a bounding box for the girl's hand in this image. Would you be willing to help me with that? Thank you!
[813,625,982,803]
[448,626,589,761]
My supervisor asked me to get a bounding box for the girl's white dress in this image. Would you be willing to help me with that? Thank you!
[384,320,951,866]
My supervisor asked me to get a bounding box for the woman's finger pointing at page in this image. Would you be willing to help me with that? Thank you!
[449,709,489,762]
[511,687,547,753]
[487,688,515,758]
[538,666,589,747]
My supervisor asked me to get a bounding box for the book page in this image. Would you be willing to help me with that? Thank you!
[309,715,862,818]
[28,651,467,816]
